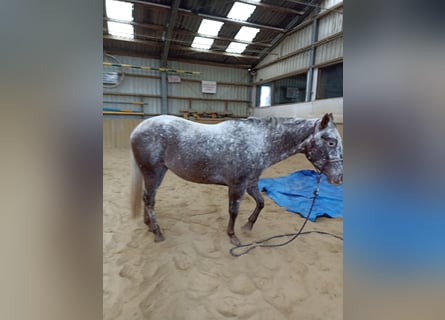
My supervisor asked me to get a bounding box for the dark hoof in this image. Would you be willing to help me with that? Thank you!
[153,229,165,242]
[241,221,253,232]
[230,234,241,246]
[154,234,165,242]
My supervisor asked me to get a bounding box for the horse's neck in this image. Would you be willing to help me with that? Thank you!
[264,119,315,166]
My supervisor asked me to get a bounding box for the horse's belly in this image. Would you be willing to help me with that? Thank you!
[164,156,227,185]
[163,145,258,185]
[168,164,226,185]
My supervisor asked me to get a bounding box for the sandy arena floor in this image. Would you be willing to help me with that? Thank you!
[104,148,343,320]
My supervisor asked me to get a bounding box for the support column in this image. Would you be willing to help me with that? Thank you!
[159,0,181,115]
[305,10,320,102]
[160,72,168,114]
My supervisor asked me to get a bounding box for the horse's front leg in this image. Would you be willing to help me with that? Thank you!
[242,183,264,231]
[227,183,247,246]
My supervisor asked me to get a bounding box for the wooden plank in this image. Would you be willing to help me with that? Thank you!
[103,111,145,116]
[103,118,144,149]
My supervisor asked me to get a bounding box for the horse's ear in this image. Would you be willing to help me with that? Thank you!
[320,113,330,129]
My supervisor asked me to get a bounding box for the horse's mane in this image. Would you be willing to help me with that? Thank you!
[244,116,309,130]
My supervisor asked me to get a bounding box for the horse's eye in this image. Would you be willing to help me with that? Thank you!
[321,135,337,147]
[326,139,337,147]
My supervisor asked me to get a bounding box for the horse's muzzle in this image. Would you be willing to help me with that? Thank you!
[323,159,343,185]
[328,174,343,185]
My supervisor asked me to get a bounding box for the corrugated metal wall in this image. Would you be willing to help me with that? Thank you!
[316,36,343,64]
[103,55,251,118]
[103,55,162,115]
[257,51,312,81]
[255,1,343,81]
[168,60,250,84]
[318,9,343,40]
[103,1,342,119]
[281,25,313,56]
[321,0,343,11]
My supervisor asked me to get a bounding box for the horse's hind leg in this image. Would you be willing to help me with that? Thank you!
[142,166,167,242]
[227,183,247,246]
[242,183,264,232]
[143,190,155,232]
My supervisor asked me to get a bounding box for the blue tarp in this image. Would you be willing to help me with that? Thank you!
[258,170,343,222]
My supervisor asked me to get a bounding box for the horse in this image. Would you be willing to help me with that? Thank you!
[130,113,343,246]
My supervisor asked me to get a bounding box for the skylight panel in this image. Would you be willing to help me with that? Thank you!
[106,0,134,39]
[227,2,257,21]
[106,0,133,21]
[197,19,224,36]
[191,37,214,50]
[107,22,134,39]
[235,27,260,42]
[226,42,248,54]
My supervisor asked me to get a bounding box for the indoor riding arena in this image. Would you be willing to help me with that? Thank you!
[103,1,344,319]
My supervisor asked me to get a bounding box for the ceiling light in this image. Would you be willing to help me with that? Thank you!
[226,42,248,54]
[197,19,224,36]
[235,26,260,42]
[191,37,214,50]
[106,0,134,38]
[227,2,256,21]
[106,0,133,21]
[107,22,134,39]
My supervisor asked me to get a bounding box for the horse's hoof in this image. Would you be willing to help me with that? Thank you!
[241,221,253,231]
[154,232,165,242]
[230,235,241,246]
[154,236,165,242]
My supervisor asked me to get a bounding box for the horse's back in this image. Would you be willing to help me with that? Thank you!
[131,115,180,136]
[130,115,268,184]
[130,116,180,164]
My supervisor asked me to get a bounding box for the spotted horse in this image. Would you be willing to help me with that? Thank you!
[130,113,343,246]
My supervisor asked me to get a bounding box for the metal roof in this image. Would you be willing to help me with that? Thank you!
[103,0,322,69]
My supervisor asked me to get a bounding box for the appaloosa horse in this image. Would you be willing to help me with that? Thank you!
[130,113,343,245]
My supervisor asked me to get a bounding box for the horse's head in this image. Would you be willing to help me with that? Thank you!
[305,113,343,185]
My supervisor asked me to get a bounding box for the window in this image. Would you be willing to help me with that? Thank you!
[316,63,343,99]
[273,74,307,104]
[257,84,272,107]
[256,73,307,107]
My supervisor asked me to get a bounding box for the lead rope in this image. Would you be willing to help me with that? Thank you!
[229,172,343,257]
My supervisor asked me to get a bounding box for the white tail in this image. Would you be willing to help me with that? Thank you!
[130,151,143,218]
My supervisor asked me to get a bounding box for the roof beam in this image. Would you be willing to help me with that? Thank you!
[120,0,285,32]
[103,17,272,48]
[255,0,321,66]
[177,30,272,48]
[195,12,284,32]
[104,35,259,60]
[104,35,163,47]
[173,46,260,60]
[161,0,181,64]
[236,0,305,15]
[104,17,165,31]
